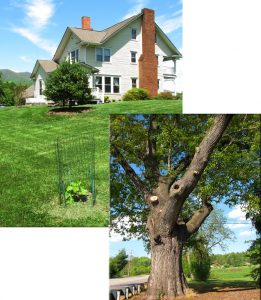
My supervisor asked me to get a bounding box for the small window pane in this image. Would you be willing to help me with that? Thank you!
[132,78,137,88]
[113,77,120,93]
[39,79,43,95]
[105,77,111,93]
[131,52,136,63]
[71,50,76,63]
[132,28,137,39]
[96,48,103,61]
[104,49,111,62]
[95,76,102,91]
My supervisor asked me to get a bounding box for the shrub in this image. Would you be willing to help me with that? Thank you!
[104,96,110,103]
[190,245,211,281]
[155,92,175,100]
[122,88,150,101]
[174,92,183,101]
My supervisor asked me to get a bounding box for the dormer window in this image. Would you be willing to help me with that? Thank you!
[69,49,79,63]
[96,48,111,62]
[131,28,137,40]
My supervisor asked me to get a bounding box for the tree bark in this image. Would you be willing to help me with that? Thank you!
[113,114,234,299]
[147,222,188,299]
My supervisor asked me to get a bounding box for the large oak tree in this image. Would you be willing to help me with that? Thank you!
[110,114,259,299]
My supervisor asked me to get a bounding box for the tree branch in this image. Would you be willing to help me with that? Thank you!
[156,115,233,231]
[186,201,213,235]
[168,115,233,221]
[143,115,160,179]
[112,145,149,196]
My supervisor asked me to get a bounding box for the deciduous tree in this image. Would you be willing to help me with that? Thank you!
[44,61,91,107]
[110,114,259,299]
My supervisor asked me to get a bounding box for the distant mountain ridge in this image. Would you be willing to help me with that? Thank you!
[0,69,32,85]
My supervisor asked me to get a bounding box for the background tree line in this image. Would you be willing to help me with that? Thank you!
[0,72,28,106]
[110,249,253,279]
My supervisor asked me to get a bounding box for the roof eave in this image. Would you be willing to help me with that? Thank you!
[53,27,72,62]
[155,23,182,58]
[101,13,143,44]
[31,60,40,79]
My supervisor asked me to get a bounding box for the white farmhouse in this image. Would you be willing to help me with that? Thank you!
[27,8,181,104]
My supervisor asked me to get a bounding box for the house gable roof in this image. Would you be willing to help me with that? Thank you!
[53,11,181,62]
[31,60,58,78]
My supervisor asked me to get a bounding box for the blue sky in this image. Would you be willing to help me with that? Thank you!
[0,0,182,72]
[110,202,257,257]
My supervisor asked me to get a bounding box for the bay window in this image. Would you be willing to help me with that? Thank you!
[95,76,102,91]
[113,77,120,93]
[95,75,120,94]
[105,77,111,93]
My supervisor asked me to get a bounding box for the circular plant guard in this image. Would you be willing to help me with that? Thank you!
[55,134,96,206]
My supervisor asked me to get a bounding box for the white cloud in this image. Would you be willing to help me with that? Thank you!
[227,205,246,221]
[122,0,149,20]
[10,0,57,55]
[19,55,33,63]
[156,12,182,34]
[13,27,57,54]
[24,0,55,29]
[239,230,255,236]
[227,223,249,229]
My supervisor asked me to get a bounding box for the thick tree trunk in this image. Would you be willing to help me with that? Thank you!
[147,232,188,299]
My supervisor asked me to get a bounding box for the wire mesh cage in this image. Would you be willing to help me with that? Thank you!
[55,134,96,206]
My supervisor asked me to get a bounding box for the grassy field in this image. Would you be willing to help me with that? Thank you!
[131,266,259,300]
[189,266,257,290]
[0,100,181,226]
[93,99,182,114]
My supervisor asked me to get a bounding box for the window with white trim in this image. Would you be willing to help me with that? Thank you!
[95,76,102,91]
[131,51,137,63]
[68,49,79,63]
[96,48,111,62]
[105,77,111,93]
[131,28,137,40]
[113,77,120,93]
[131,78,137,88]
[95,75,120,94]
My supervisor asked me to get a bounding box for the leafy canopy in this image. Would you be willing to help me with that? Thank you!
[44,61,91,105]
[110,115,260,243]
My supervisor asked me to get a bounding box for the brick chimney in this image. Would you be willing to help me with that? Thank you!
[139,8,158,97]
[82,16,91,30]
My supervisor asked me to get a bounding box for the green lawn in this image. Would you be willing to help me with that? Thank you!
[189,266,257,291]
[0,100,181,226]
[94,100,182,114]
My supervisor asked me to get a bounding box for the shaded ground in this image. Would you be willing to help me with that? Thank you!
[126,266,260,300]
[131,288,260,300]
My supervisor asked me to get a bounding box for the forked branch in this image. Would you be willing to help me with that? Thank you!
[112,145,149,195]
[186,199,213,235]
[170,114,233,208]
